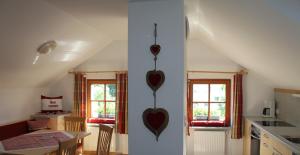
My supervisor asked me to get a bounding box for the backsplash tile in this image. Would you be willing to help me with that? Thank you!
[275,92,300,127]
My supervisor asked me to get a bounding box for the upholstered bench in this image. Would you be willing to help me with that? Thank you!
[0,120,30,141]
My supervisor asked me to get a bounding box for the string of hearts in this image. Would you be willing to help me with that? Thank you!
[143,23,169,141]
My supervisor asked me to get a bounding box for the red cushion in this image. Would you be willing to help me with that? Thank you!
[0,121,30,141]
[27,119,49,131]
[87,118,115,124]
[191,121,229,127]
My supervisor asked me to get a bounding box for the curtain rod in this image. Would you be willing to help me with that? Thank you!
[68,70,127,74]
[187,69,248,75]
[68,69,248,75]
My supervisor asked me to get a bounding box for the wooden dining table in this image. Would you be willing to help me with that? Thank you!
[0,130,91,155]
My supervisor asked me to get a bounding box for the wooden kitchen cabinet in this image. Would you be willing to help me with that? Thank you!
[243,118,294,155]
[260,142,273,155]
[260,131,273,155]
[272,137,293,155]
[261,131,292,155]
[243,119,251,155]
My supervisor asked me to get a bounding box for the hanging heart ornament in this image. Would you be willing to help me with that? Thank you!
[150,44,161,56]
[146,70,165,91]
[142,108,169,141]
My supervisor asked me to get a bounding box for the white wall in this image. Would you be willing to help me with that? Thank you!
[0,88,46,125]
[243,71,274,116]
[46,74,74,112]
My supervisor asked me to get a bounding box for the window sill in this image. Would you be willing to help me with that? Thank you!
[87,123,115,128]
[190,120,229,127]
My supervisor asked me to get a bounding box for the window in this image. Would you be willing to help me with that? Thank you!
[87,80,116,124]
[189,79,231,127]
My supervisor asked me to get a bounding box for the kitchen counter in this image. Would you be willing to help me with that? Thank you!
[246,116,300,154]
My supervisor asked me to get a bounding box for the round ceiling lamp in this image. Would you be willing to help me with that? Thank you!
[33,40,57,64]
[37,40,57,54]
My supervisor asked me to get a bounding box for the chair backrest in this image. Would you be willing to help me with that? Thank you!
[64,116,86,132]
[57,137,78,155]
[96,124,113,155]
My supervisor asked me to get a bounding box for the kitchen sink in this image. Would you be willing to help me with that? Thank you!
[255,121,295,127]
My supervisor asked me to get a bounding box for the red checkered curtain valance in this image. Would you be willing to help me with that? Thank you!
[73,73,87,117]
[116,73,128,134]
[231,73,243,139]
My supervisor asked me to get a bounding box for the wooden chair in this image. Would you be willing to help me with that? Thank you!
[64,116,86,132]
[57,137,78,155]
[96,124,113,155]
[64,116,86,154]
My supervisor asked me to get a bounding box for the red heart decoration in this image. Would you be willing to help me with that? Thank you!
[143,108,169,141]
[146,70,165,91]
[150,44,161,56]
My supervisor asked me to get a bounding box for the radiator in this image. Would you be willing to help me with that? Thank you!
[193,131,226,155]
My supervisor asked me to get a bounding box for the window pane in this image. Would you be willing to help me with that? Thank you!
[210,84,226,102]
[193,103,208,120]
[106,84,116,101]
[210,103,226,121]
[91,101,104,118]
[91,84,104,100]
[193,84,209,102]
[106,102,116,119]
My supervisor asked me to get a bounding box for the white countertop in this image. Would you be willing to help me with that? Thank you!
[246,116,300,154]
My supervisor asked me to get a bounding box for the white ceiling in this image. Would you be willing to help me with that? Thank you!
[46,0,128,40]
[1,0,300,89]
[0,0,119,88]
[186,0,300,89]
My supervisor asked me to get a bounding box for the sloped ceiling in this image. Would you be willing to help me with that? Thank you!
[186,0,300,89]
[45,0,128,40]
[0,0,126,88]
[1,0,299,90]
[76,40,128,71]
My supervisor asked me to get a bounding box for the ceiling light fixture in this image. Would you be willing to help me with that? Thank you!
[33,40,57,65]
[37,40,57,54]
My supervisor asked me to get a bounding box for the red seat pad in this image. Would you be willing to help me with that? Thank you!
[87,118,115,124]
[191,121,227,127]
[0,121,30,141]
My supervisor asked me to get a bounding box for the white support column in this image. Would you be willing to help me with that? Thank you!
[128,0,186,155]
